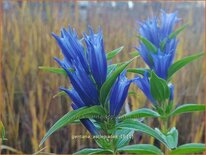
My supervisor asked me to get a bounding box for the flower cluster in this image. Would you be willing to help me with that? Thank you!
[135,10,178,105]
[52,26,132,134]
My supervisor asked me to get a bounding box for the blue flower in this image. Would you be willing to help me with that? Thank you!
[55,57,99,106]
[137,10,179,79]
[52,26,90,74]
[53,26,132,133]
[53,26,108,106]
[134,72,156,105]
[52,26,107,135]
[109,71,133,116]
[84,27,107,88]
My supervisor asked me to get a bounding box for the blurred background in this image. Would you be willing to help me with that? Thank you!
[1,0,205,154]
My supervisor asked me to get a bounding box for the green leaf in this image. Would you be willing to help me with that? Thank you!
[160,25,187,51]
[150,71,170,102]
[116,120,169,148]
[74,148,113,154]
[155,127,178,149]
[39,106,105,146]
[118,144,163,154]
[127,68,150,75]
[106,46,124,61]
[119,108,160,120]
[167,52,204,80]
[170,143,206,154]
[100,58,134,104]
[114,129,134,148]
[169,24,188,39]
[166,127,178,149]
[138,35,157,54]
[170,104,206,116]
[130,51,140,57]
[94,137,112,149]
[107,64,117,78]
[38,66,67,75]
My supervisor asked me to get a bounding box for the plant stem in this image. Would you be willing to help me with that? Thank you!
[160,117,168,154]
[161,118,168,134]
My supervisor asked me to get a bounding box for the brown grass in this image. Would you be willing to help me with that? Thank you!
[1,1,205,154]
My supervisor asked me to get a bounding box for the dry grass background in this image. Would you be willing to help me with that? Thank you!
[1,1,205,154]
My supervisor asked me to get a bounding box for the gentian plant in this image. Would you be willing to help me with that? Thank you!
[39,10,205,154]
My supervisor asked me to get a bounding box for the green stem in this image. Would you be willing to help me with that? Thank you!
[159,101,170,154]
[160,117,169,154]
[161,118,168,134]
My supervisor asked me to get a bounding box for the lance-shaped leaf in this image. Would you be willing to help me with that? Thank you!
[39,66,67,75]
[39,106,105,146]
[150,71,170,102]
[169,24,188,39]
[100,58,134,104]
[170,104,206,116]
[94,137,112,149]
[107,64,117,78]
[170,143,206,154]
[119,108,160,120]
[167,52,204,80]
[116,120,169,148]
[74,148,113,154]
[127,68,150,75]
[161,24,188,50]
[118,144,163,154]
[114,129,134,148]
[138,35,158,54]
[130,51,140,57]
[106,46,124,60]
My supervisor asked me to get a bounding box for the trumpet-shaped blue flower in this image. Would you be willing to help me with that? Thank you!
[134,72,156,105]
[109,71,133,116]
[137,10,179,79]
[84,27,107,88]
[53,26,133,134]
[55,58,99,106]
[53,26,107,107]
[53,26,107,135]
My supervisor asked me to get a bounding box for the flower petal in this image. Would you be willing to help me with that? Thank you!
[109,71,132,116]
[134,72,156,105]
[84,27,107,88]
